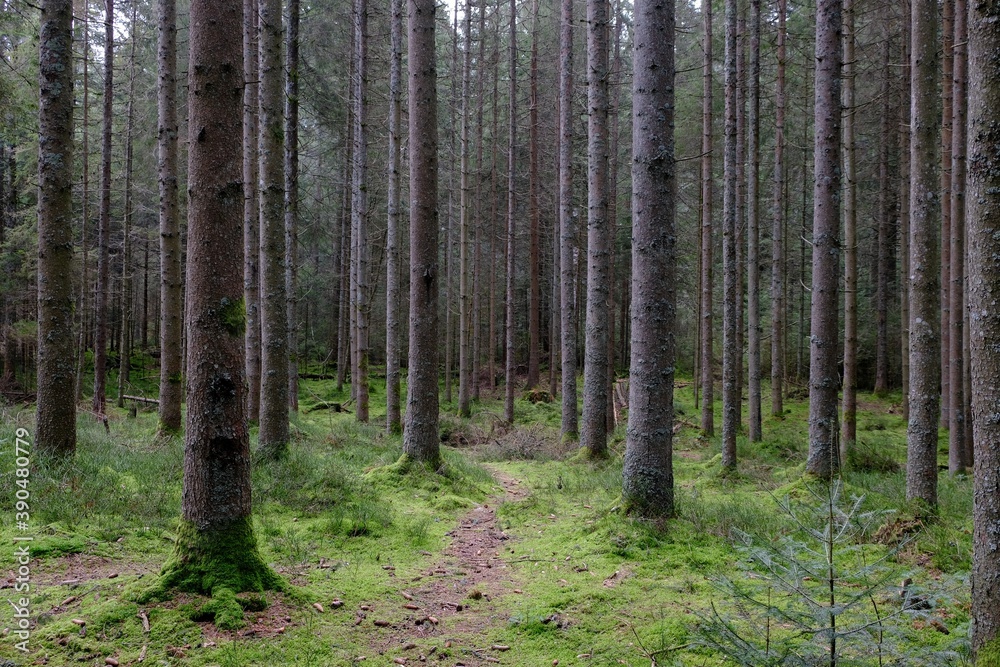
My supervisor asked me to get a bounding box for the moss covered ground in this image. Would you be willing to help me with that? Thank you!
[0,370,975,665]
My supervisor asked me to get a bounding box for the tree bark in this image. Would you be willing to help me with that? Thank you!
[351,0,369,423]
[840,0,857,459]
[874,24,891,397]
[284,0,300,413]
[75,3,91,403]
[906,0,940,509]
[402,0,441,467]
[503,0,517,424]
[158,0,280,595]
[36,0,76,456]
[699,0,714,437]
[899,6,911,421]
[243,0,261,423]
[258,0,290,455]
[805,0,842,480]
[721,0,739,470]
[622,0,674,518]
[948,0,968,474]
[770,0,786,418]
[458,0,474,417]
[940,0,954,430]
[580,0,610,458]
[385,0,403,434]
[92,0,113,419]
[117,5,138,409]
[526,0,541,391]
[747,0,761,442]
[558,0,577,441]
[968,1,1000,654]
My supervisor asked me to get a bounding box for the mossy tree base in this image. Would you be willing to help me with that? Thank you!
[140,517,284,628]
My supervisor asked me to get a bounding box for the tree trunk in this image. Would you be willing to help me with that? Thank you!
[805,0,842,480]
[699,0,715,437]
[948,0,968,474]
[157,0,280,593]
[117,5,138,409]
[402,0,441,467]
[558,0,577,441]
[968,1,1000,653]
[747,0,762,442]
[503,0,517,424]
[721,0,739,470]
[92,0,113,419]
[899,6,911,421]
[75,4,90,403]
[840,0,857,459]
[36,0,76,455]
[526,0,541,391]
[385,0,403,434]
[940,0,954,430]
[580,0,610,459]
[622,0,675,518]
[157,0,182,433]
[258,0,290,455]
[874,25,891,397]
[285,0,300,413]
[906,0,940,509]
[770,0,786,418]
[351,0,370,423]
[243,0,261,423]
[458,0,474,417]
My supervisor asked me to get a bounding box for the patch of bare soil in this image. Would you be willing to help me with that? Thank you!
[357,467,529,666]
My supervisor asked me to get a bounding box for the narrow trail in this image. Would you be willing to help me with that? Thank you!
[359,466,530,666]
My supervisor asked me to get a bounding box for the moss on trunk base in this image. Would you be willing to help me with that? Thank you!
[144,517,284,600]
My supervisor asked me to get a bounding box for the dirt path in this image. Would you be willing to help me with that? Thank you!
[359,466,529,666]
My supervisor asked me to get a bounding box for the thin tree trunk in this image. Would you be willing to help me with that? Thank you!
[117,4,138,409]
[336,79,353,393]
[402,0,441,466]
[458,0,474,417]
[606,1,622,434]
[526,0,541,390]
[906,0,940,509]
[840,0,857,458]
[285,0,300,412]
[36,0,76,455]
[385,0,403,434]
[92,0,113,419]
[900,4,911,421]
[445,9,458,405]
[351,0,369,423]
[503,0,517,424]
[258,0,290,455]
[700,0,715,436]
[75,3,90,403]
[581,0,610,458]
[488,27,499,393]
[623,0,675,518]
[243,0,261,422]
[968,0,1000,652]
[948,0,968,474]
[874,24,891,397]
[805,0,842,480]
[940,0,954,430]
[473,0,487,403]
[770,0,786,418]
[558,0,577,440]
[747,0,762,442]
[722,0,739,470]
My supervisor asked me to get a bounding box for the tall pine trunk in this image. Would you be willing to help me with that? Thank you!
[385,0,403,434]
[284,0,300,412]
[503,0,517,424]
[402,0,441,467]
[874,24,891,397]
[157,0,182,433]
[746,0,762,442]
[581,0,610,459]
[458,0,474,417]
[243,0,261,422]
[622,0,675,518]
[805,0,842,480]
[721,0,739,470]
[906,0,940,509]
[558,0,577,441]
[258,0,290,455]
[699,0,714,436]
[36,0,76,455]
[526,0,541,390]
[769,0,786,418]
[92,0,113,419]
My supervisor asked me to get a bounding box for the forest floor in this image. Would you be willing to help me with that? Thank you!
[0,374,977,666]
